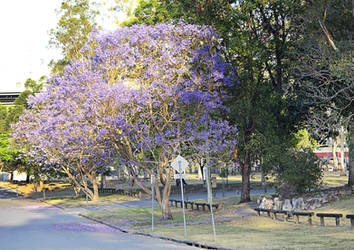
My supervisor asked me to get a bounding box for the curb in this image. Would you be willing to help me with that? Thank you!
[78,213,236,250]
[42,201,66,210]
[34,198,66,210]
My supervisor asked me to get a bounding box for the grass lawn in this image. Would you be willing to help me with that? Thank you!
[85,194,354,249]
[143,195,354,249]
[0,181,71,196]
[148,216,354,250]
[322,172,349,187]
[84,194,269,229]
[316,195,354,215]
[86,206,213,228]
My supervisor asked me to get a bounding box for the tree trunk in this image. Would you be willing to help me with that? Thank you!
[332,138,339,171]
[161,193,172,220]
[261,170,267,193]
[26,173,30,183]
[349,157,354,187]
[240,150,251,203]
[318,18,339,51]
[198,159,206,185]
[157,167,173,220]
[100,174,105,189]
[89,173,99,201]
[340,148,345,174]
[340,126,345,174]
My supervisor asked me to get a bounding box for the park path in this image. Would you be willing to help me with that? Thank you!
[60,188,271,215]
[0,188,197,250]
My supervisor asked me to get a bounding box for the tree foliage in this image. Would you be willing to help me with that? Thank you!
[12,23,236,218]
[49,0,98,74]
[127,0,320,202]
[5,77,45,131]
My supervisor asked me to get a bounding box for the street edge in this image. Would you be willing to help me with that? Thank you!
[78,213,236,250]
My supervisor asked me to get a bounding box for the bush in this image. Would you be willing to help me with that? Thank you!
[272,149,323,196]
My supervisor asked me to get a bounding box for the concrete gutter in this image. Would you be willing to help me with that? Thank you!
[78,213,236,250]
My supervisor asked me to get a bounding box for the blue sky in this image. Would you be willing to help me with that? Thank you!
[0,0,125,92]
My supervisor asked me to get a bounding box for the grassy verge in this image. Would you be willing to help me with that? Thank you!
[142,196,354,249]
[322,172,348,187]
[86,206,212,229]
[146,216,354,250]
[316,195,354,215]
[86,195,354,249]
[0,181,72,196]
[84,194,267,229]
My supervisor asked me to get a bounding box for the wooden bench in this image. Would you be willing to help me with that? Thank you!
[254,208,271,217]
[271,210,288,221]
[316,213,343,226]
[195,202,207,211]
[176,200,183,207]
[293,211,314,225]
[346,214,354,230]
[194,202,219,211]
[205,203,219,211]
[169,199,182,207]
[184,201,194,209]
[169,199,176,206]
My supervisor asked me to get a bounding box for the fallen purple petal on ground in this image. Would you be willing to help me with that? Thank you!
[12,205,60,210]
[46,222,119,233]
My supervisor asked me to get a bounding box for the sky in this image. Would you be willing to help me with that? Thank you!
[0,0,123,92]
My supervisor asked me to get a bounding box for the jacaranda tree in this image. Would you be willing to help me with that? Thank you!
[12,23,236,219]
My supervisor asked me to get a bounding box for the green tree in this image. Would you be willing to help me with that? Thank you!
[49,0,98,74]
[0,105,8,134]
[292,0,353,182]
[129,0,312,202]
[5,77,45,130]
[0,134,24,181]
[2,78,45,182]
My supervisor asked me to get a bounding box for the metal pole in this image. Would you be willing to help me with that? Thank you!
[206,167,216,241]
[206,156,211,204]
[179,160,187,238]
[84,177,88,208]
[43,187,46,200]
[151,174,155,232]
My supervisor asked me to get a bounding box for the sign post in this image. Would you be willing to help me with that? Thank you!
[84,176,88,208]
[205,167,216,241]
[171,155,188,238]
[151,174,155,232]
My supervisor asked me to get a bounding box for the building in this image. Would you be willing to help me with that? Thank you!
[0,91,20,106]
[314,145,349,171]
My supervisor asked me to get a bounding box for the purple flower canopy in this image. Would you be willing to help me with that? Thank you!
[12,23,237,171]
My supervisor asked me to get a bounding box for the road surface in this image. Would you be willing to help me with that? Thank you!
[0,187,196,250]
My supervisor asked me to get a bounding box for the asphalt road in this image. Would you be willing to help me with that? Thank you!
[0,188,196,250]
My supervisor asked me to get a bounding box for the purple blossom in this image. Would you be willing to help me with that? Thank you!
[11,23,237,204]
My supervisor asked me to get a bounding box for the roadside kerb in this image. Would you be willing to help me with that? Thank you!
[79,213,237,250]
[37,199,66,209]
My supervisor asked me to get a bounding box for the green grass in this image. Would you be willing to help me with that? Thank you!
[147,216,354,250]
[84,194,265,229]
[142,196,354,249]
[85,195,354,249]
[316,195,354,215]
[85,206,214,229]
[322,172,348,187]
